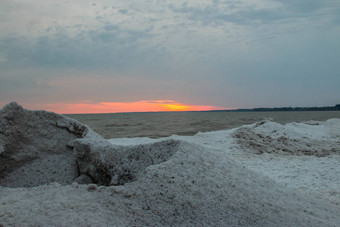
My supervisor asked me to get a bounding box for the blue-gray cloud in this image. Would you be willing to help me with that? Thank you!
[0,24,167,72]
[277,0,336,13]
[169,0,340,26]
[118,9,128,14]
[168,4,283,26]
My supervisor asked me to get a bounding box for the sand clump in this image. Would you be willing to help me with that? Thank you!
[0,102,340,226]
[232,119,339,156]
[0,102,88,187]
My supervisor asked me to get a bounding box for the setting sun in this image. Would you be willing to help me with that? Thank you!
[162,103,192,111]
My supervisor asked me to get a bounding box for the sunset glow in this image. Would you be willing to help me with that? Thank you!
[23,100,224,114]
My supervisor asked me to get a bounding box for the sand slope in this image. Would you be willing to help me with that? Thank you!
[0,103,339,226]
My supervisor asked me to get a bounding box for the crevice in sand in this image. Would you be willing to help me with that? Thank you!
[74,139,181,186]
[55,121,88,138]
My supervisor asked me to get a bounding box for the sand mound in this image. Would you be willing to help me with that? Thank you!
[232,119,340,156]
[0,103,339,226]
[0,102,181,187]
[0,102,89,187]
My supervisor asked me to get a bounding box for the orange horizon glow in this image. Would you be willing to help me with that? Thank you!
[18,100,226,114]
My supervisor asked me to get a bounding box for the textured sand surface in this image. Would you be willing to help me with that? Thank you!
[0,103,339,226]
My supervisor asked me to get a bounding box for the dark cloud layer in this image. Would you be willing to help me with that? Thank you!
[0,25,165,71]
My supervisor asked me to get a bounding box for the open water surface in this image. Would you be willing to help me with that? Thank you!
[65,111,340,139]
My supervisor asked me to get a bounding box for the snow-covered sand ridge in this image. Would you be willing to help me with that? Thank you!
[0,102,339,226]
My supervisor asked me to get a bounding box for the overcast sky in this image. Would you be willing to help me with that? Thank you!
[1,0,340,112]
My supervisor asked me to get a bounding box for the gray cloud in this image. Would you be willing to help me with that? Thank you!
[119,9,128,14]
[277,0,335,13]
[169,1,340,26]
[168,3,282,26]
[0,24,166,72]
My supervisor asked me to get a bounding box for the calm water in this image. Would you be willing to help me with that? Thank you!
[65,111,340,139]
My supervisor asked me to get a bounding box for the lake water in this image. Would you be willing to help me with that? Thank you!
[65,111,340,139]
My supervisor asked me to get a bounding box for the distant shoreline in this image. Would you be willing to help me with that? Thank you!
[208,104,340,113]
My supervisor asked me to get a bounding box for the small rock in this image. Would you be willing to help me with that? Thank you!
[87,184,97,192]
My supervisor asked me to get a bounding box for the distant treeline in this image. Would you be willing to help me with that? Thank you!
[211,104,340,112]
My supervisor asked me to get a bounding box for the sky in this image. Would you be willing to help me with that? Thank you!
[0,0,340,113]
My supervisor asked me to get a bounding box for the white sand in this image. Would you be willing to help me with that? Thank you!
[171,119,340,207]
[0,103,339,226]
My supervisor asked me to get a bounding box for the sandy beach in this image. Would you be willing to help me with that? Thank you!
[1,102,339,226]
